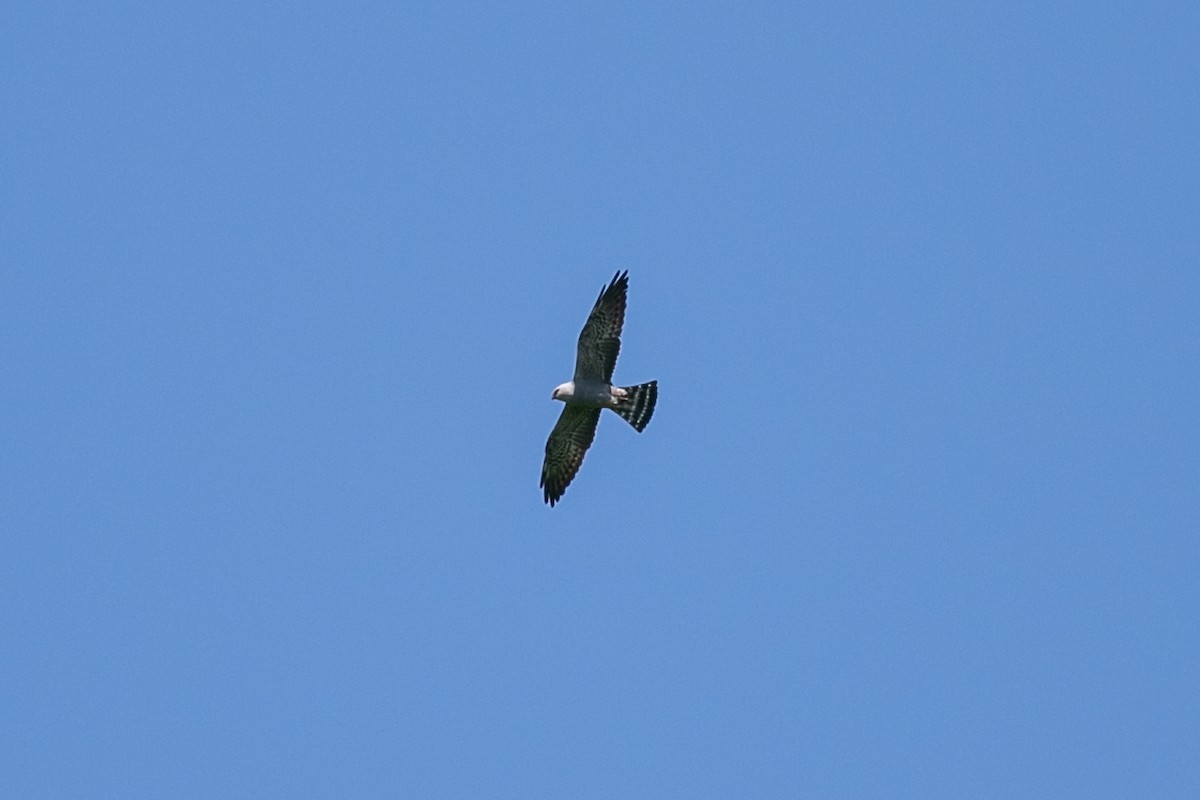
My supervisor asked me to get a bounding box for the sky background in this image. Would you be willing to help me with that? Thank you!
[3,1,1198,797]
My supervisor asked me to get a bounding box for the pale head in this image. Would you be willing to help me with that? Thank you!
[551,381,575,402]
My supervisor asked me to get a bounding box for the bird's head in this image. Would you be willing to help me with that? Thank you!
[551,381,574,402]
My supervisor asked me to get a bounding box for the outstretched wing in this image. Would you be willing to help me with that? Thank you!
[574,271,628,383]
[540,405,602,507]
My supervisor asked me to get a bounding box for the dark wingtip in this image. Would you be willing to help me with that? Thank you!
[611,270,629,296]
[541,474,560,507]
[593,270,629,308]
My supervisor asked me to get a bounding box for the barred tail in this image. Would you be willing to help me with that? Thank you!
[614,380,657,432]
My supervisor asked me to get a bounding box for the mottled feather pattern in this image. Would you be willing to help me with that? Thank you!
[575,270,628,382]
[540,406,601,507]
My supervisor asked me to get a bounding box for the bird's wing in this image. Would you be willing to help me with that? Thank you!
[540,405,602,506]
[574,271,628,383]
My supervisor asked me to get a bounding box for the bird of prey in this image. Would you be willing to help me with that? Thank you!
[541,271,657,507]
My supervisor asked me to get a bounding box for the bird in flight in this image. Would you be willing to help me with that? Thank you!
[541,271,658,507]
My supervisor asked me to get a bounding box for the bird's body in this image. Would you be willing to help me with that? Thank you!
[550,379,612,408]
[549,379,633,410]
[540,271,657,507]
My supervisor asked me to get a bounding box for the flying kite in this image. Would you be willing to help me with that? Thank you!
[540,271,657,507]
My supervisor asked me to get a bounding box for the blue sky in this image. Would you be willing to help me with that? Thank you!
[3,2,1198,797]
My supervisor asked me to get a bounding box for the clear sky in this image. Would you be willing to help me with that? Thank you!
[3,2,1198,797]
